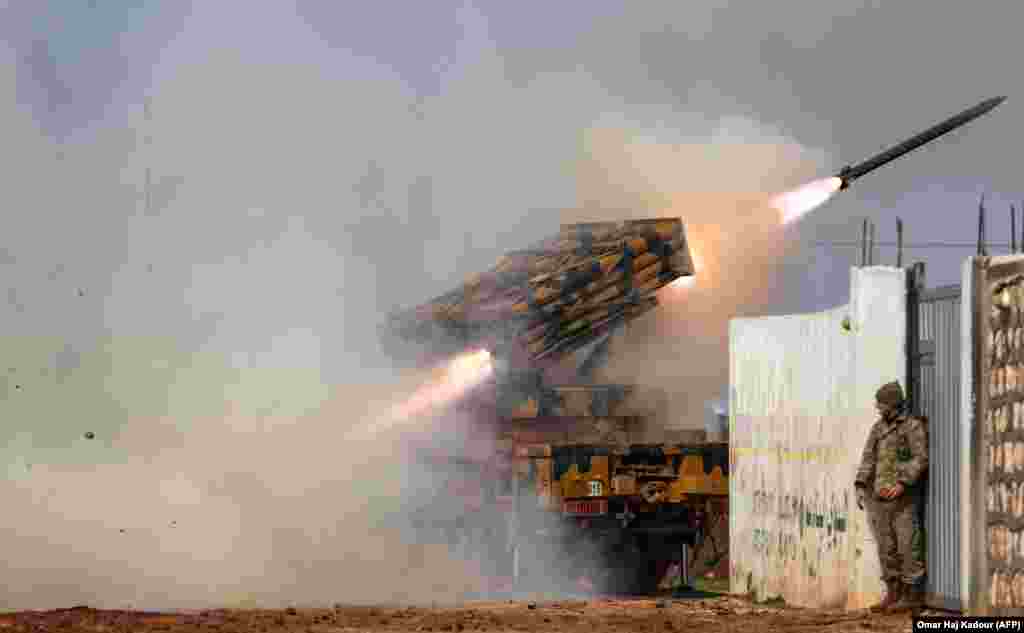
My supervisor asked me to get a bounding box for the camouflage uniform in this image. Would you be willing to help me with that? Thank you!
[854,381,928,611]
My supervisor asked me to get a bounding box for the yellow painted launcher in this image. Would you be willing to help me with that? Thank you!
[517,443,728,511]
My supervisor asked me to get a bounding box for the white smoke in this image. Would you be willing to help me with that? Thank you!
[0,2,832,610]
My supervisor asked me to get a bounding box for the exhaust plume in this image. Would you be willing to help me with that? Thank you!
[772,176,843,224]
[561,119,829,432]
[0,3,831,611]
[373,350,493,436]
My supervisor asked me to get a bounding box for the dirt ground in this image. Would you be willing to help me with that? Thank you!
[0,596,950,633]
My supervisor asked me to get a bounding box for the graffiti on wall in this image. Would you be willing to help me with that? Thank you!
[731,434,853,593]
[748,493,848,552]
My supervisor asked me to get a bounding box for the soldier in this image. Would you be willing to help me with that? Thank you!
[854,381,928,613]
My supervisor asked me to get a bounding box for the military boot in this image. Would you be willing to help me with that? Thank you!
[869,581,902,612]
[887,583,925,613]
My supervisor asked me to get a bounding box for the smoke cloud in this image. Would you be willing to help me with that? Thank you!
[1,3,829,611]
[563,119,829,431]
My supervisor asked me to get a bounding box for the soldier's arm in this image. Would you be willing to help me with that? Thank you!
[897,417,929,487]
[854,423,879,488]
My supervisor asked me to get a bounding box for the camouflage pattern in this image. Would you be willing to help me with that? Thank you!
[875,381,905,407]
[865,494,927,585]
[855,399,929,586]
[855,414,928,497]
[498,382,631,419]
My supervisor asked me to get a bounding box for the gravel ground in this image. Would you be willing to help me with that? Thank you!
[0,596,951,632]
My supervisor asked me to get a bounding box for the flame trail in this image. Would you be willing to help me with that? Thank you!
[669,276,696,290]
[771,176,843,224]
[354,349,494,438]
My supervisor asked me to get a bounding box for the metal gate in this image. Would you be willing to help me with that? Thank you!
[906,264,963,611]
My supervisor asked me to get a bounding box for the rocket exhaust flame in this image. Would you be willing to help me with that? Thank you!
[360,349,494,436]
[669,276,696,290]
[771,176,843,224]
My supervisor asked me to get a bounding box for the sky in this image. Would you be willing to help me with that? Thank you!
[1,0,1022,611]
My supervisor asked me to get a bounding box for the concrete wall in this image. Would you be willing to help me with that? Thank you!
[729,266,906,609]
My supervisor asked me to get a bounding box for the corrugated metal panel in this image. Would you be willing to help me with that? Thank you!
[916,286,963,611]
[961,259,975,612]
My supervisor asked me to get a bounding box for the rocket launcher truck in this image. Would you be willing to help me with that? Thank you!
[381,218,728,595]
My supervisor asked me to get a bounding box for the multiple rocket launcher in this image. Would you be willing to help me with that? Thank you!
[376,94,1008,597]
[383,218,695,369]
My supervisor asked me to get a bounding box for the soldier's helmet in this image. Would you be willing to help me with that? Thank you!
[875,381,904,407]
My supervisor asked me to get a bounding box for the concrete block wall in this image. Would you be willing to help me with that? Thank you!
[729,266,906,609]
